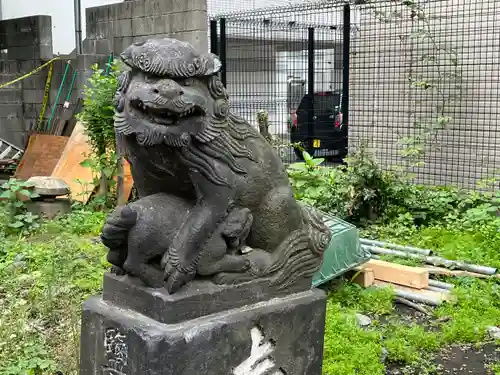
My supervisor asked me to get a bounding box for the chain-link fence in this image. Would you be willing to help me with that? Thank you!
[211,0,500,189]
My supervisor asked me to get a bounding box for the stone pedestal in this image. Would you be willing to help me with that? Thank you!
[80,273,327,375]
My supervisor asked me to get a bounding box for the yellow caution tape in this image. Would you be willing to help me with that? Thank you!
[0,56,60,90]
[36,62,54,130]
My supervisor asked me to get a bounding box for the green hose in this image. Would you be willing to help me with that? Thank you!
[47,60,71,130]
[65,70,78,103]
[105,53,113,75]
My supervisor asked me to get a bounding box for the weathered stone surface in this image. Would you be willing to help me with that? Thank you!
[103,272,312,324]
[80,288,327,375]
[100,37,331,294]
[25,199,71,219]
[27,176,70,196]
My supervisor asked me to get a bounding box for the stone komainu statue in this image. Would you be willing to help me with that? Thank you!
[100,38,331,293]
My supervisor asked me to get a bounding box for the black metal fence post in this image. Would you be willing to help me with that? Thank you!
[342,4,350,155]
[210,19,218,55]
[307,27,315,147]
[219,18,227,87]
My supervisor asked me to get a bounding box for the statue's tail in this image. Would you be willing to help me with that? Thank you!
[101,205,138,250]
[265,205,331,290]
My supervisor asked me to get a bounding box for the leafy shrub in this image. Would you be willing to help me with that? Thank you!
[0,179,40,233]
[288,145,406,225]
[77,61,121,207]
[77,62,120,156]
[287,144,499,228]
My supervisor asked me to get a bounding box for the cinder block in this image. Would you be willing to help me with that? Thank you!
[96,5,110,22]
[86,7,98,25]
[0,104,23,119]
[185,0,207,12]
[132,0,147,18]
[112,37,134,55]
[0,123,27,149]
[95,22,111,40]
[170,10,207,33]
[75,53,109,72]
[114,19,133,38]
[20,75,46,90]
[22,103,39,118]
[132,17,154,37]
[95,39,113,55]
[23,89,45,104]
[174,30,209,53]
[6,46,41,61]
[0,89,23,103]
[152,15,171,35]
[116,2,134,20]
[0,74,20,89]
[0,61,18,74]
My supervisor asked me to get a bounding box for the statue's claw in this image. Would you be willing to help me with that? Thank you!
[160,251,169,269]
[164,267,195,294]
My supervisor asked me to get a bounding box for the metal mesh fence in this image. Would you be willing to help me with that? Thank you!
[211,0,500,189]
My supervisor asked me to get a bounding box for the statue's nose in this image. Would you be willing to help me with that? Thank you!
[153,81,184,98]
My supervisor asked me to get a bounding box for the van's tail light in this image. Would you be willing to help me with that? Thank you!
[334,112,343,128]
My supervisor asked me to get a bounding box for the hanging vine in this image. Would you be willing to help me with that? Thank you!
[362,0,463,167]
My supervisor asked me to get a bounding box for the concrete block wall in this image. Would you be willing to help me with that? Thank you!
[0,15,54,148]
[84,0,208,56]
[349,0,500,188]
[0,0,209,150]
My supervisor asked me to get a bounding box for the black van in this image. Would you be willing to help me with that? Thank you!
[287,90,347,160]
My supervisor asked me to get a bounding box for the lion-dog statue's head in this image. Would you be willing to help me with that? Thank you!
[113,38,258,186]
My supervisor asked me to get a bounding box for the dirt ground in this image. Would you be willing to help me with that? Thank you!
[384,304,499,375]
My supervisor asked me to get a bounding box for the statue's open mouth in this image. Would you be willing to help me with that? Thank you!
[130,98,205,126]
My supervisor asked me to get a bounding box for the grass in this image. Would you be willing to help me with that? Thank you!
[0,207,499,374]
[321,217,500,374]
[0,209,108,375]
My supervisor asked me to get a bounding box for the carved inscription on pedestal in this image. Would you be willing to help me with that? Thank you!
[234,326,286,375]
[102,327,128,375]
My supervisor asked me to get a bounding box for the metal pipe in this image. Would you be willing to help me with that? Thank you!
[428,279,454,290]
[360,238,433,256]
[364,245,423,261]
[74,0,82,55]
[219,18,227,87]
[365,246,498,276]
[341,3,350,155]
[395,297,430,314]
[425,286,451,294]
[375,284,443,306]
[210,20,218,55]
[307,27,315,149]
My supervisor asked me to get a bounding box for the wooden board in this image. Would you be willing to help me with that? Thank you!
[122,159,134,202]
[51,121,95,203]
[14,134,68,181]
[347,267,375,287]
[363,259,429,289]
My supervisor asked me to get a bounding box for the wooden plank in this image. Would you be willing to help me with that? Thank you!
[363,259,429,289]
[347,267,375,287]
[51,122,95,203]
[14,134,68,181]
[122,159,134,203]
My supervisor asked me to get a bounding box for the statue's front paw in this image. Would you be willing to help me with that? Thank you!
[164,267,195,294]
